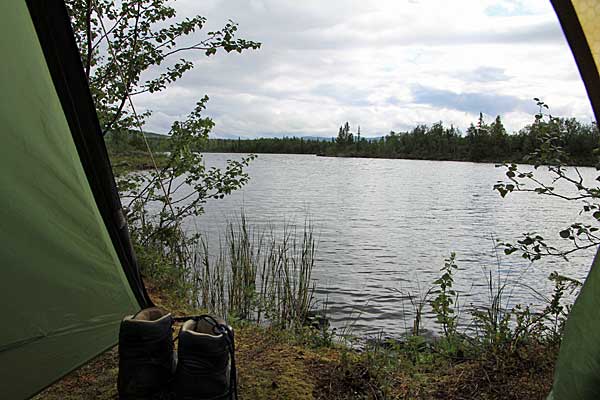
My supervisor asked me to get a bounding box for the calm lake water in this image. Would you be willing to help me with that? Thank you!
[190,153,596,336]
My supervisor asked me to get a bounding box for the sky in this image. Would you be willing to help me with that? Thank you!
[134,0,595,139]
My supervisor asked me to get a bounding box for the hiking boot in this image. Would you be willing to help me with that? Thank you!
[174,317,236,400]
[118,307,176,399]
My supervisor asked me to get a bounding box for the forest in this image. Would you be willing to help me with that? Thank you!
[106,113,600,166]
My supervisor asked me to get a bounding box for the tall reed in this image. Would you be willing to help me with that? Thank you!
[194,214,317,328]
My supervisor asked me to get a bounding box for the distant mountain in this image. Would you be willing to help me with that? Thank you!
[299,136,334,142]
[104,129,167,139]
[301,135,384,142]
[208,134,384,141]
[143,131,167,139]
[144,132,169,139]
[209,132,250,140]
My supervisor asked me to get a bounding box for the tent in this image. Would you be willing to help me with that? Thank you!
[548,1,600,399]
[0,0,598,399]
[0,1,151,398]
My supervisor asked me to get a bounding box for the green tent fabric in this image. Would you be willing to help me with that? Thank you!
[0,0,150,398]
[547,1,600,399]
[549,253,600,400]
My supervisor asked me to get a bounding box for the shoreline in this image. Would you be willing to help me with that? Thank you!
[317,152,597,168]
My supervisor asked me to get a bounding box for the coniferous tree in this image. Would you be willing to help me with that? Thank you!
[489,115,508,158]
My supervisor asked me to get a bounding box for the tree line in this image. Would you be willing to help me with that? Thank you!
[106,114,599,166]
[324,114,599,165]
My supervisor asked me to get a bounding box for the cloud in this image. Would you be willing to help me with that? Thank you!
[311,84,373,107]
[411,85,537,116]
[133,0,593,138]
[460,67,511,82]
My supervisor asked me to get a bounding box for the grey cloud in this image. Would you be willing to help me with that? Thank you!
[411,85,537,116]
[174,1,563,53]
[134,1,591,137]
[386,96,401,105]
[258,20,564,51]
[311,84,372,106]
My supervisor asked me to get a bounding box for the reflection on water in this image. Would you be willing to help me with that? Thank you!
[190,153,596,335]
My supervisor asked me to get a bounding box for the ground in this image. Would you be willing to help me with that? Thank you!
[34,279,556,400]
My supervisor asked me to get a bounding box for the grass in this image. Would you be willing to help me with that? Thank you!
[35,246,560,400]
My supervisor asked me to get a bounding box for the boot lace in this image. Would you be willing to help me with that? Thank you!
[174,315,238,400]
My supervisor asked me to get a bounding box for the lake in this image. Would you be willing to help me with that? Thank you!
[191,153,596,336]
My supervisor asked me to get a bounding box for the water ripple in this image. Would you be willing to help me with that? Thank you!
[195,153,596,335]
